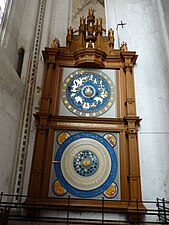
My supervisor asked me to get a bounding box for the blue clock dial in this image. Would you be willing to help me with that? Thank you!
[62,69,115,117]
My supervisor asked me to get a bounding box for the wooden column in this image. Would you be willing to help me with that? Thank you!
[40,49,58,113]
[125,117,142,201]
[122,52,145,211]
[28,49,58,198]
[27,117,49,197]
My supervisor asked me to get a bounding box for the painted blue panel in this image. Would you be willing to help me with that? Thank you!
[54,132,118,198]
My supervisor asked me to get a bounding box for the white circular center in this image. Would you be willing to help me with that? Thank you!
[81,85,96,98]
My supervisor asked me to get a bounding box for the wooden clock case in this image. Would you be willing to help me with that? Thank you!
[27,8,146,215]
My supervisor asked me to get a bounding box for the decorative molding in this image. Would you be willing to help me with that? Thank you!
[74,48,107,67]
[56,121,120,129]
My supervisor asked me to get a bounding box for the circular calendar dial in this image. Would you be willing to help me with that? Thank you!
[54,132,117,198]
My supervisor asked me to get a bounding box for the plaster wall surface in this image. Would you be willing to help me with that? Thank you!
[0,0,42,195]
[17,0,40,83]
[161,0,169,38]
[0,48,24,193]
[12,0,48,196]
[22,1,54,195]
[1,0,27,70]
[49,0,70,46]
[106,0,169,200]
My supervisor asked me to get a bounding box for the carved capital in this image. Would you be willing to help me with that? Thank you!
[121,61,133,72]
[125,128,137,137]
[48,54,56,64]
[42,48,59,64]
[121,51,138,66]
[37,124,49,131]
[124,116,142,125]
[124,65,133,73]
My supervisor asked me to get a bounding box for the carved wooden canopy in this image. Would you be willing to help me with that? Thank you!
[47,7,137,68]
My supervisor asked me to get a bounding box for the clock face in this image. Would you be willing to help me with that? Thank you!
[61,69,115,117]
[54,132,118,198]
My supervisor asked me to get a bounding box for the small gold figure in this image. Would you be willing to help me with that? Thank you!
[108,28,114,38]
[51,38,60,48]
[108,28,114,48]
[121,41,128,51]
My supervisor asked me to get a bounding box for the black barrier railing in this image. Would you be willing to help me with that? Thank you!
[157,198,169,224]
[0,193,169,224]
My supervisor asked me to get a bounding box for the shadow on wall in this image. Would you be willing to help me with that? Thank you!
[17,47,25,77]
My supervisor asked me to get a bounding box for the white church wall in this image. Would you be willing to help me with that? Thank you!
[1,0,27,70]
[12,0,50,197]
[22,1,55,195]
[105,0,169,200]
[17,0,40,84]
[161,0,169,41]
[0,0,29,194]
[0,0,42,195]
[49,0,70,46]
[0,47,24,193]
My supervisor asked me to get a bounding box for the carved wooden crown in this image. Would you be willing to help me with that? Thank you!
[66,7,114,53]
[48,8,136,68]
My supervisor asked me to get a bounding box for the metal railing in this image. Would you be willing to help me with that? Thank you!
[0,193,169,224]
[157,198,169,224]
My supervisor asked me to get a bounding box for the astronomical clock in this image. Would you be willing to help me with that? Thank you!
[28,8,146,213]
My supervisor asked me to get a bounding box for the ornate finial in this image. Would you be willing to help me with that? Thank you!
[80,16,85,24]
[96,17,102,34]
[67,27,73,41]
[85,7,96,42]
[97,17,102,26]
[89,7,94,17]
[79,16,85,32]
[87,7,95,23]
[66,27,73,49]
[108,28,114,48]
[51,38,60,48]
[121,41,128,51]
[67,26,73,35]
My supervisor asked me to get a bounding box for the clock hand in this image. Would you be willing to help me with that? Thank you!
[53,161,61,163]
